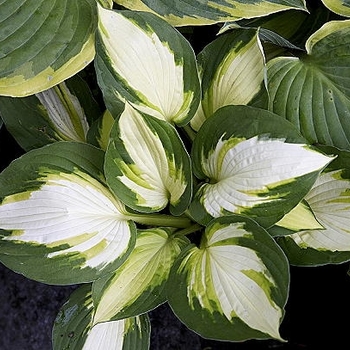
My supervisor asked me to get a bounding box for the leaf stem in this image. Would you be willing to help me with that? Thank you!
[175,223,203,236]
[128,213,193,228]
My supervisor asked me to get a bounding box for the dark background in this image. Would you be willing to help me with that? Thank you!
[1,125,350,350]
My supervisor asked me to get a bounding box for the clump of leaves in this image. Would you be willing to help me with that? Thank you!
[1,0,350,348]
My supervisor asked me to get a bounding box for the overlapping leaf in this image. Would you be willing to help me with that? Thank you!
[87,109,116,151]
[0,0,97,97]
[267,20,350,150]
[227,7,332,61]
[0,142,136,284]
[95,5,200,125]
[276,146,350,265]
[53,285,151,350]
[114,0,307,26]
[92,227,190,324]
[270,200,324,236]
[105,104,192,215]
[0,75,101,151]
[189,105,335,227]
[167,215,289,342]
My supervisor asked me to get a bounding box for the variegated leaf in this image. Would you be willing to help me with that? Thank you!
[113,0,307,26]
[83,316,150,350]
[53,285,94,349]
[321,0,350,17]
[189,100,206,133]
[0,142,136,284]
[95,5,200,125]
[105,104,192,216]
[53,284,151,350]
[195,28,265,129]
[189,105,335,227]
[87,109,118,151]
[98,0,114,8]
[167,215,289,342]
[224,8,326,61]
[277,147,350,265]
[0,75,101,150]
[218,22,303,60]
[35,83,89,142]
[267,20,350,150]
[288,171,350,250]
[270,200,324,236]
[92,227,190,324]
[0,0,97,97]
[0,93,56,150]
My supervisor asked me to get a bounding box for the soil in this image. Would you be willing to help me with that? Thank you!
[1,261,350,350]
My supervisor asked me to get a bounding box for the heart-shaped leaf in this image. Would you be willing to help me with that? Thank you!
[189,105,335,227]
[167,215,289,342]
[0,142,136,284]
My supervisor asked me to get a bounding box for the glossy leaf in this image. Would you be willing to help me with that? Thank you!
[53,284,151,350]
[114,0,307,26]
[92,227,190,324]
[267,20,350,150]
[105,104,192,215]
[189,105,335,227]
[167,215,289,342]
[95,5,200,125]
[0,0,97,97]
[0,142,136,284]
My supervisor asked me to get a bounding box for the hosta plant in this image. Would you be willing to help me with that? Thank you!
[1,0,350,348]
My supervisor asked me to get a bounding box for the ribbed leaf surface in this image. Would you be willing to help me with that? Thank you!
[114,0,307,26]
[167,216,289,342]
[0,0,97,96]
[277,147,350,265]
[189,105,334,227]
[105,105,192,215]
[96,5,200,125]
[191,28,265,131]
[93,227,189,324]
[0,142,136,284]
[267,20,350,150]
